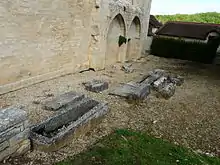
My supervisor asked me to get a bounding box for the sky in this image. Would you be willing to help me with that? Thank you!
[151,0,220,15]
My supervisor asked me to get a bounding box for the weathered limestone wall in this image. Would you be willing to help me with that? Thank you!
[126,17,141,60]
[0,0,95,94]
[0,0,152,94]
[90,0,152,67]
[0,107,30,161]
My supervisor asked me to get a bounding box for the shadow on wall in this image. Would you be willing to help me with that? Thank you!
[105,14,142,65]
[126,16,141,61]
[106,14,126,66]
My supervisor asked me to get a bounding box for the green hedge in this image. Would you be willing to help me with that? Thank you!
[156,12,220,24]
[150,36,219,64]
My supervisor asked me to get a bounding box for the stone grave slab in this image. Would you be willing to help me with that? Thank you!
[109,81,151,100]
[42,91,85,111]
[82,80,109,93]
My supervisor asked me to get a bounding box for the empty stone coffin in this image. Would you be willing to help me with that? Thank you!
[31,92,108,152]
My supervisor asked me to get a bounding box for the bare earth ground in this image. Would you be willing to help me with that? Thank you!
[1,55,220,165]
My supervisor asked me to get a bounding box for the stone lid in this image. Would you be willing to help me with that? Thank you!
[0,107,27,132]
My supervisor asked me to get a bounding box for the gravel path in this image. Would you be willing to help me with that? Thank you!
[1,55,220,165]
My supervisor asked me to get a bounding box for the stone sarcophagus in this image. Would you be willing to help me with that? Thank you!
[30,92,108,152]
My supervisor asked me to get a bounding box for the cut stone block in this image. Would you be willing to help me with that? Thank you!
[30,97,108,152]
[82,80,109,93]
[137,69,167,84]
[121,64,134,73]
[109,81,151,100]
[43,91,85,111]
[109,82,138,98]
[0,107,27,133]
[169,75,184,86]
[128,83,151,100]
[153,76,168,91]
[158,83,176,99]
[111,69,183,101]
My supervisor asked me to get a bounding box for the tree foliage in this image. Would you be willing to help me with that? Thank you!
[156,12,220,24]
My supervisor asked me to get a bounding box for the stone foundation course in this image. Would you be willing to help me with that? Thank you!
[0,107,30,162]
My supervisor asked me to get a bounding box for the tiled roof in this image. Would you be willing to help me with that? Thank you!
[155,21,220,40]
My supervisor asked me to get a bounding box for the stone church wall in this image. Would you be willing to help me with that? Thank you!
[0,0,152,94]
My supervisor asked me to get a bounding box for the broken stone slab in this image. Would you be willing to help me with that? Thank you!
[121,64,134,73]
[168,75,184,86]
[137,74,160,85]
[109,81,151,100]
[128,82,151,100]
[30,97,108,152]
[153,76,168,91]
[82,80,108,93]
[42,91,85,111]
[109,82,138,98]
[137,69,167,84]
[158,83,176,99]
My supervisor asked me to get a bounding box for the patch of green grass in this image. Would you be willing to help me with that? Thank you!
[56,129,220,165]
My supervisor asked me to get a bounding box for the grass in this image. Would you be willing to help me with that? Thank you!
[56,129,220,165]
[156,12,220,24]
